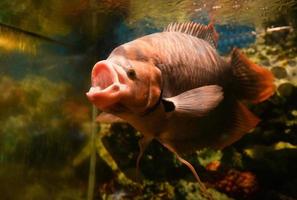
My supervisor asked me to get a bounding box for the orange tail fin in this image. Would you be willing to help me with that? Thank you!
[231,48,275,103]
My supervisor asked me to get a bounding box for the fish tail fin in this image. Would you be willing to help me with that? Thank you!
[231,48,275,103]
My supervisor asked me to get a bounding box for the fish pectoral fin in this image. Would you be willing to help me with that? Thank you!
[96,112,126,123]
[164,85,223,116]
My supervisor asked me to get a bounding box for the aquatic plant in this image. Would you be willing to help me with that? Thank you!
[0,74,96,199]
[0,75,89,164]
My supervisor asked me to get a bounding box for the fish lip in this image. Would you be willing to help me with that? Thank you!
[86,60,128,109]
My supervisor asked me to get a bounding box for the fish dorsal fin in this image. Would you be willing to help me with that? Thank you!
[164,22,219,48]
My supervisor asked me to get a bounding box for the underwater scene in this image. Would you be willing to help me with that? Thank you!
[1,0,297,199]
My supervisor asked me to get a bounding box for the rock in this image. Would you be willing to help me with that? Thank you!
[271,66,287,79]
[260,59,271,67]
[278,82,295,97]
[288,60,296,67]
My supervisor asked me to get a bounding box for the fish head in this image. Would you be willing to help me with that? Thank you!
[86,54,162,115]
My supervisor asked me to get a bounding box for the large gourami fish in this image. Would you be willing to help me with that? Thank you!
[86,22,275,191]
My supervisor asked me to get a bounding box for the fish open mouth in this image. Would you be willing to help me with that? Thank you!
[91,61,119,90]
[86,60,127,109]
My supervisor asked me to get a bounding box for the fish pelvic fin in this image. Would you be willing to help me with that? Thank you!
[164,21,219,48]
[231,48,275,103]
[160,142,214,200]
[163,85,223,117]
[213,100,260,149]
[136,136,153,179]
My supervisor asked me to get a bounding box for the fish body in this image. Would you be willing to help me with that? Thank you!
[106,31,232,151]
[86,22,275,184]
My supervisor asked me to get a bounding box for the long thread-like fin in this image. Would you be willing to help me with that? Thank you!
[231,48,275,103]
[161,142,214,200]
[164,22,219,48]
[136,136,153,178]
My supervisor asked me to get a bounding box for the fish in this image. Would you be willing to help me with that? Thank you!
[86,21,275,195]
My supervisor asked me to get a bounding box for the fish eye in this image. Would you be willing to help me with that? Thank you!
[127,68,136,79]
